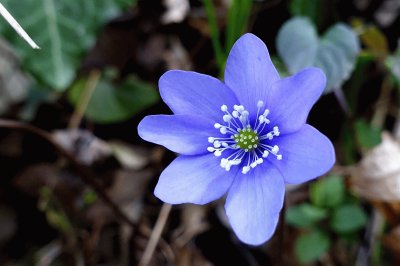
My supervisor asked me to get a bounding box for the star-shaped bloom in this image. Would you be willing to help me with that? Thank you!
[138,33,335,245]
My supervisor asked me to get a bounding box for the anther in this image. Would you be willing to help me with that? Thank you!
[272,145,279,154]
[223,114,232,122]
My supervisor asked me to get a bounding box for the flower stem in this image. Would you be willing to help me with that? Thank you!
[203,0,225,71]
[68,70,101,129]
[333,87,352,117]
[139,203,172,266]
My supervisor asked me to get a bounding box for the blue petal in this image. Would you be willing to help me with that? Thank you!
[138,114,215,155]
[159,70,238,122]
[155,154,237,204]
[224,33,280,116]
[225,163,285,245]
[267,67,326,133]
[272,124,335,184]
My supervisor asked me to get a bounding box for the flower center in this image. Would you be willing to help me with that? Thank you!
[234,128,259,150]
[207,101,282,174]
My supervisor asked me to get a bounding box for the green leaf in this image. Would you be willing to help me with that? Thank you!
[289,0,320,24]
[276,17,360,93]
[286,203,328,228]
[354,119,382,149]
[0,0,127,90]
[68,75,159,124]
[295,230,330,264]
[330,204,368,233]
[310,175,345,208]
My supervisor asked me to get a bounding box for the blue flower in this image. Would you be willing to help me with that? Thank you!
[138,33,335,245]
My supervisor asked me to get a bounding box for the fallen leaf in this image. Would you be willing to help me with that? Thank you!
[109,141,149,170]
[351,133,400,201]
[161,0,190,24]
[53,129,112,165]
[0,38,30,114]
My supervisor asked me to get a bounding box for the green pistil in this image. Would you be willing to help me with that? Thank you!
[234,128,259,151]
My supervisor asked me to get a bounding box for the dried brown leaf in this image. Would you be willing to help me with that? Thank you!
[109,140,149,170]
[382,226,400,262]
[351,133,400,201]
[175,244,213,266]
[13,163,59,196]
[161,0,190,24]
[0,38,30,114]
[173,205,209,247]
[53,129,112,165]
[86,169,153,224]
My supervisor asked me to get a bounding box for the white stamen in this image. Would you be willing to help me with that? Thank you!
[242,166,250,174]
[213,141,221,148]
[272,145,279,154]
[208,101,283,174]
[273,126,280,136]
[214,123,222,129]
[223,114,232,122]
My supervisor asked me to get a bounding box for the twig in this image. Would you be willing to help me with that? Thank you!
[139,203,172,266]
[68,70,101,129]
[0,119,136,228]
[333,87,352,117]
[371,77,391,129]
[0,3,39,49]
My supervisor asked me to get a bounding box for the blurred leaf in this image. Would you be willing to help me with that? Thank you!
[0,0,126,90]
[277,17,360,93]
[286,203,328,228]
[225,0,252,52]
[385,47,400,85]
[331,204,367,233]
[353,19,389,57]
[310,175,345,208]
[39,187,72,234]
[355,119,382,149]
[69,75,158,124]
[295,230,330,264]
[289,0,320,23]
[82,190,97,207]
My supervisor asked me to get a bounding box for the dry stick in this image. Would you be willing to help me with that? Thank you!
[68,70,102,129]
[139,203,172,266]
[0,119,136,228]
[0,3,39,49]
[371,78,391,129]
